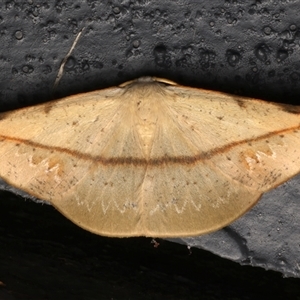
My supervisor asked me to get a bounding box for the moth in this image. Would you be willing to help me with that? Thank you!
[0,77,299,237]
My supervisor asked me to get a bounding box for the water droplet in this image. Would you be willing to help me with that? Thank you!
[153,44,171,68]
[199,48,216,69]
[226,49,241,67]
[6,1,14,10]
[257,213,263,219]
[263,26,272,35]
[225,12,237,24]
[209,21,215,27]
[81,60,89,71]
[113,6,120,14]
[14,30,23,40]
[230,18,237,24]
[25,54,35,62]
[55,0,66,13]
[11,67,18,75]
[48,30,56,39]
[254,43,270,62]
[107,14,115,23]
[280,30,292,40]
[277,49,288,62]
[289,24,297,31]
[68,18,78,34]
[42,65,52,74]
[248,8,256,15]
[65,56,76,70]
[22,65,34,74]
[290,72,299,82]
[31,6,39,17]
[283,41,291,51]
[132,40,140,48]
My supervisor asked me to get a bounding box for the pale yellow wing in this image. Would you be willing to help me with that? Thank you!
[0,85,149,236]
[0,77,299,237]
[141,83,300,236]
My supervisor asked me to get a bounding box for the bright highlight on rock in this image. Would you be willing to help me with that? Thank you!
[0,77,299,237]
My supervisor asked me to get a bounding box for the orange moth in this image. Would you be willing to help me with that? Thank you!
[0,77,299,237]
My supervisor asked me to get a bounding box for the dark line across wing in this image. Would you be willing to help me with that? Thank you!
[0,125,299,166]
